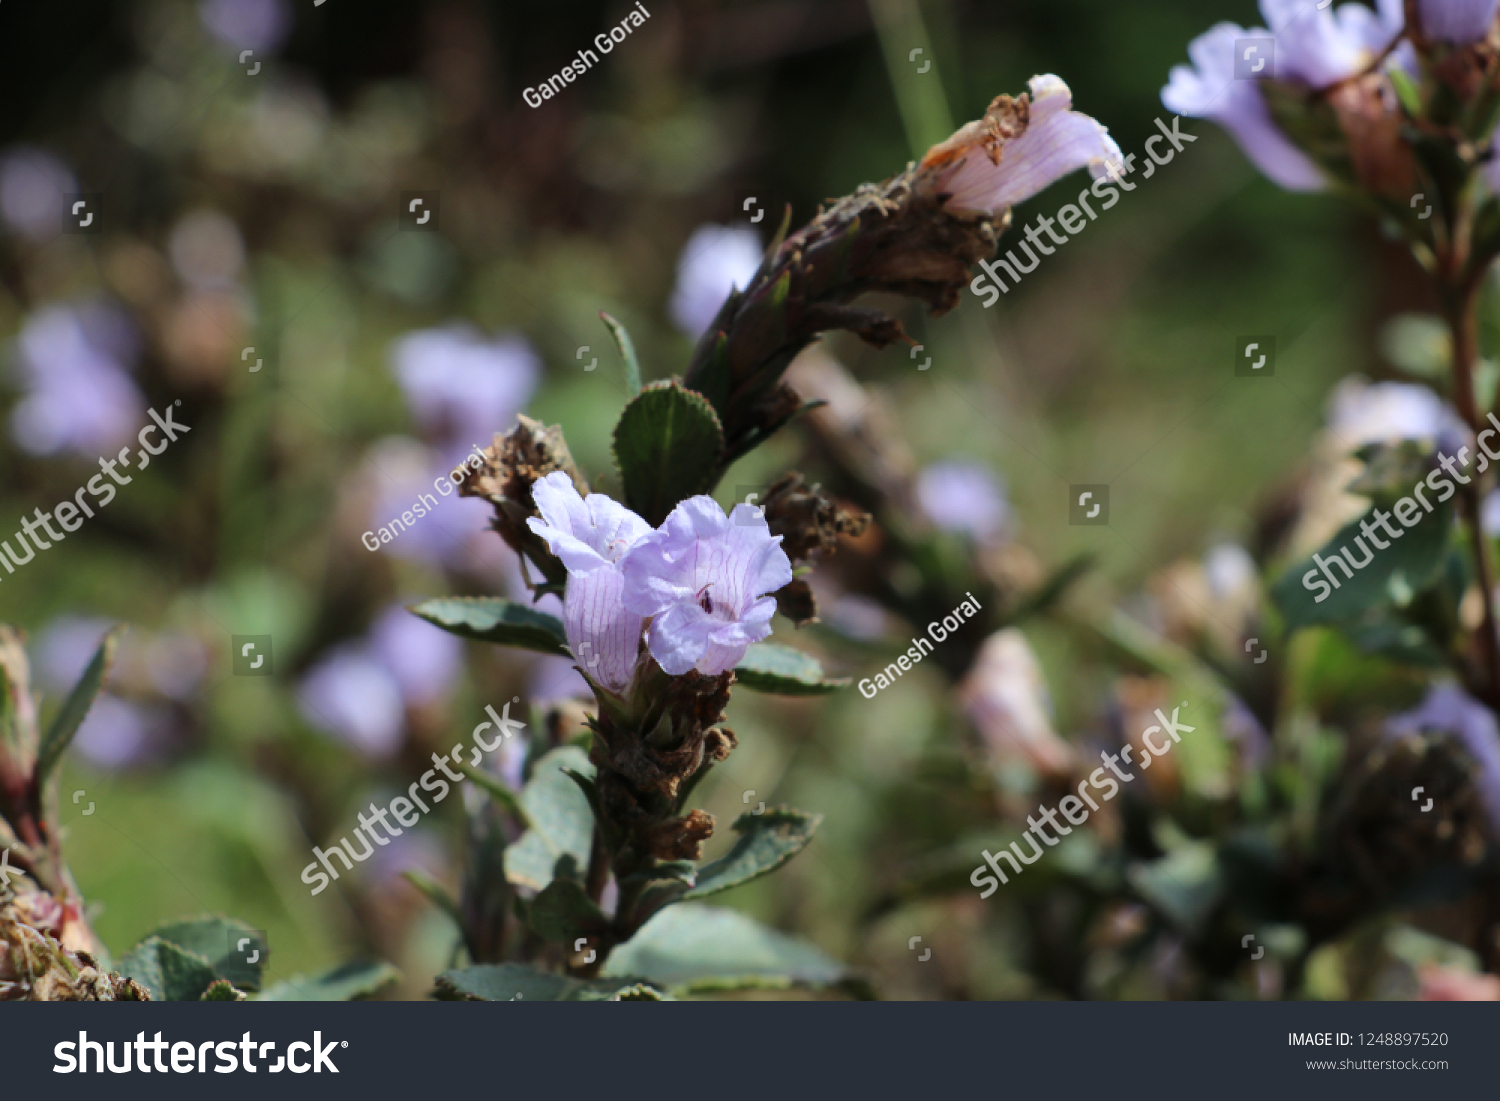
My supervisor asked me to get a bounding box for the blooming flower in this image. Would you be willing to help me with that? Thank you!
[919,75,1124,215]
[669,225,764,337]
[622,497,793,677]
[1162,0,1405,191]
[1418,0,1498,43]
[958,628,1074,780]
[916,461,1009,540]
[527,472,654,692]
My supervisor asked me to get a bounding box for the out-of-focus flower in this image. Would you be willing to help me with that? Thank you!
[1418,0,1498,43]
[297,647,406,759]
[958,628,1074,779]
[528,654,593,704]
[199,0,292,53]
[1387,683,1500,834]
[918,75,1123,215]
[1418,962,1500,999]
[360,436,494,567]
[527,472,652,692]
[167,210,246,290]
[915,461,1009,540]
[369,603,463,707]
[1327,377,1465,447]
[622,496,793,677]
[72,697,165,769]
[9,304,145,457]
[1162,0,1406,192]
[0,148,75,240]
[669,225,764,337]
[389,326,539,465]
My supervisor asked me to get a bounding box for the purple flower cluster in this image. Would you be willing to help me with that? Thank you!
[527,472,792,692]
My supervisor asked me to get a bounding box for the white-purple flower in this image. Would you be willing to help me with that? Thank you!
[1162,0,1406,192]
[669,225,764,338]
[621,497,793,677]
[527,472,654,692]
[921,75,1124,215]
[1419,0,1498,43]
[916,461,1009,540]
[298,646,407,758]
[0,147,76,240]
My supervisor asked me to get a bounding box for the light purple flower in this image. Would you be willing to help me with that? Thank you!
[9,304,145,457]
[527,472,653,692]
[73,696,165,769]
[0,147,76,240]
[916,461,1009,540]
[923,75,1124,215]
[298,647,406,758]
[1162,0,1405,192]
[1387,683,1500,835]
[1419,0,1498,43]
[389,326,539,464]
[669,225,764,337]
[199,0,292,53]
[621,497,793,677]
[370,602,464,707]
[362,436,492,566]
[1326,377,1466,448]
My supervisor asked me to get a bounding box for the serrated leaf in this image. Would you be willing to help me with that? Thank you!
[1271,501,1455,631]
[144,915,268,992]
[613,382,725,526]
[37,625,123,783]
[257,961,401,1001]
[600,311,643,396]
[201,979,247,1001]
[682,808,821,900]
[119,937,220,1002]
[603,904,848,990]
[504,746,596,891]
[734,643,848,695]
[409,597,568,657]
[435,963,664,1001]
[527,878,607,943]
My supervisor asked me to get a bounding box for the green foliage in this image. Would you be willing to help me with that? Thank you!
[504,746,596,892]
[527,878,607,943]
[409,597,569,657]
[257,961,401,1001]
[435,963,665,1001]
[612,381,726,526]
[147,915,269,991]
[600,312,644,397]
[119,937,222,1002]
[37,625,122,784]
[682,809,822,901]
[734,643,849,695]
[201,979,247,1001]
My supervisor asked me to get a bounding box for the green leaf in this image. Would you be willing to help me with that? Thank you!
[435,963,664,1001]
[1377,313,1448,379]
[527,877,607,943]
[682,808,821,901]
[201,979,247,1001]
[119,937,221,1002]
[603,904,849,991]
[1271,501,1455,631]
[37,625,123,783]
[600,311,643,396]
[409,597,569,657]
[144,915,269,991]
[504,746,596,891]
[402,870,466,936]
[459,763,532,829]
[257,961,401,1001]
[734,643,848,695]
[613,381,725,526]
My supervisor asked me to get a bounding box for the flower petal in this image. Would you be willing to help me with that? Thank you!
[563,565,645,692]
[1418,0,1497,43]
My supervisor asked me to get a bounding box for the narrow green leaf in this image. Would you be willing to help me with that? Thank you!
[683,808,821,900]
[459,762,532,829]
[435,962,664,1001]
[257,961,401,1001]
[37,625,123,783]
[600,311,643,396]
[504,746,596,891]
[409,597,568,657]
[402,870,466,936]
[612,381,725,526]
[119,937,220,1002]
[734,643,848,695]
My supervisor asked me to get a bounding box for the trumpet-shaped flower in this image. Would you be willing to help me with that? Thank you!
[622,497,793,676]
[919,75,1124,215]
[527,472,653,692]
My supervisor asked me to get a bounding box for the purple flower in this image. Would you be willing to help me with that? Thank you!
[1162,0,1405,191]
[621,497,793,677]
[9,304,145,457]
[916,461,1009,540]
[361,436,492,567]
[1388,683,1500,835]
[922,75,1124,215]
[389,326,539,465]
[297,647,406,758]
[0,147,76,240]
[527,472,654,692]
[669,225,764,337]
[1419,0,1498,43]
[1326,378,1466,447]
[370,602,464,707]
[199,0,292,53]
